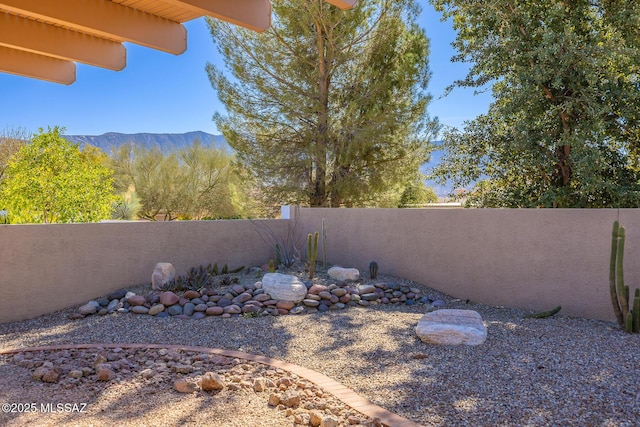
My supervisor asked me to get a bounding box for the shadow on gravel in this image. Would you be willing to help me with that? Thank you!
[2,277,640,427]
[264,299,640,427]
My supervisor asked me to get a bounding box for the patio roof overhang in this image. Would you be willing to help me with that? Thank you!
[0,0,356,85]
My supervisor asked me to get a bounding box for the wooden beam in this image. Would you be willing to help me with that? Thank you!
[0,12,125,70]
[0,0,186,54]
[0,45,75,85]
[163,0,271,32]
[324,0,357,10]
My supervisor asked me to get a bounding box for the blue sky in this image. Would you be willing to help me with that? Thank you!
[0,3,492,137]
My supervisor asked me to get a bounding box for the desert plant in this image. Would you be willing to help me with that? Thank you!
[610,221,640,333]
[269,259,275,273]
[111,185,142,220]
[252,206,302,268]
[524,305,562,319]
[307,231,319,279]
[216,274,238,287]
[165,263,244,292]
[186,266,215,289]
[369,261,379,280]
[159,275,189,292]
[242,311,261,318]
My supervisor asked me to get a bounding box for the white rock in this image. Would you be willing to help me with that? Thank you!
[415,309,487,346]
[327,266,360,282]
[261,273,307,303]
[151,262,175,291]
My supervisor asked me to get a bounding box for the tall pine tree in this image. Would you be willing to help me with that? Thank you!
[207,0,438,207]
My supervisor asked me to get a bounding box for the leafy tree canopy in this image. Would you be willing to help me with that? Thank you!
[0,127,115,223]
[431,0,640,207]
[109,141,250,220]
[207,0,438,207]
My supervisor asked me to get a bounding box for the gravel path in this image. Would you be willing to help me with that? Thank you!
[1,275,639,426]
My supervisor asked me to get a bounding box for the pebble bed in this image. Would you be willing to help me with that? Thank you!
[72,277,442,320]
[2,346,381,427]
[1,272,640,426]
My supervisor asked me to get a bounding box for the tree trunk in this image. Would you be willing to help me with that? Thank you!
[309,17,330,207]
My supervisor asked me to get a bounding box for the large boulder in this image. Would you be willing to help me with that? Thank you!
[261,273,307,303]
[327,266,360,282]
[151,262,175,291]
[415,309,487,346]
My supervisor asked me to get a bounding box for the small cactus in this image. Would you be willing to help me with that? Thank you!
[269,259,275,273]
[307,231,319,279]
[369,261,378,280]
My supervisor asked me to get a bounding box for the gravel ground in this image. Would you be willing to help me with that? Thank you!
[1,273,639,427]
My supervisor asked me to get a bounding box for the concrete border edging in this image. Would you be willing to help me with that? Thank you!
[0,343,424,427]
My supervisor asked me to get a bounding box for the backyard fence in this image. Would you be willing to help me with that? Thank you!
[1,208,636,323]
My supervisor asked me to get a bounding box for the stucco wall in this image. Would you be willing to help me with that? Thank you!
[2,209,637,324]
[0,220,286,324]
[295,208,640,321]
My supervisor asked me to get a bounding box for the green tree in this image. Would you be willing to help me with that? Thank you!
[431,0,640,207]
[178,141,248,219]
[0,127,115,223]
[110,143,181,220]
[110,142,248,220]
[398,176,437,207]
[207,0,438,207]
[0,127,29,182]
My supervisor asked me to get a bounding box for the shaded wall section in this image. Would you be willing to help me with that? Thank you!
[0,220,285,324]
[295,207,639,321]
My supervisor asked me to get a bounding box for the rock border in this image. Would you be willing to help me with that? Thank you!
[73,278,446,321]
[0,343,424,427]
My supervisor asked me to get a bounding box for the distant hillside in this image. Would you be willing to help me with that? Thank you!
[63,131,230,154]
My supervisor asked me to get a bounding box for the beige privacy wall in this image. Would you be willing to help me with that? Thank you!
[295,208,640,321]
[0,220,287,324]
[1,209,639,324]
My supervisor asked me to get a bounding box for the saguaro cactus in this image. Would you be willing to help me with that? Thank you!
[610,221,640,333]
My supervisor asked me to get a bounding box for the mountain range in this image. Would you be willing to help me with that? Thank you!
[63,131,229,154]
